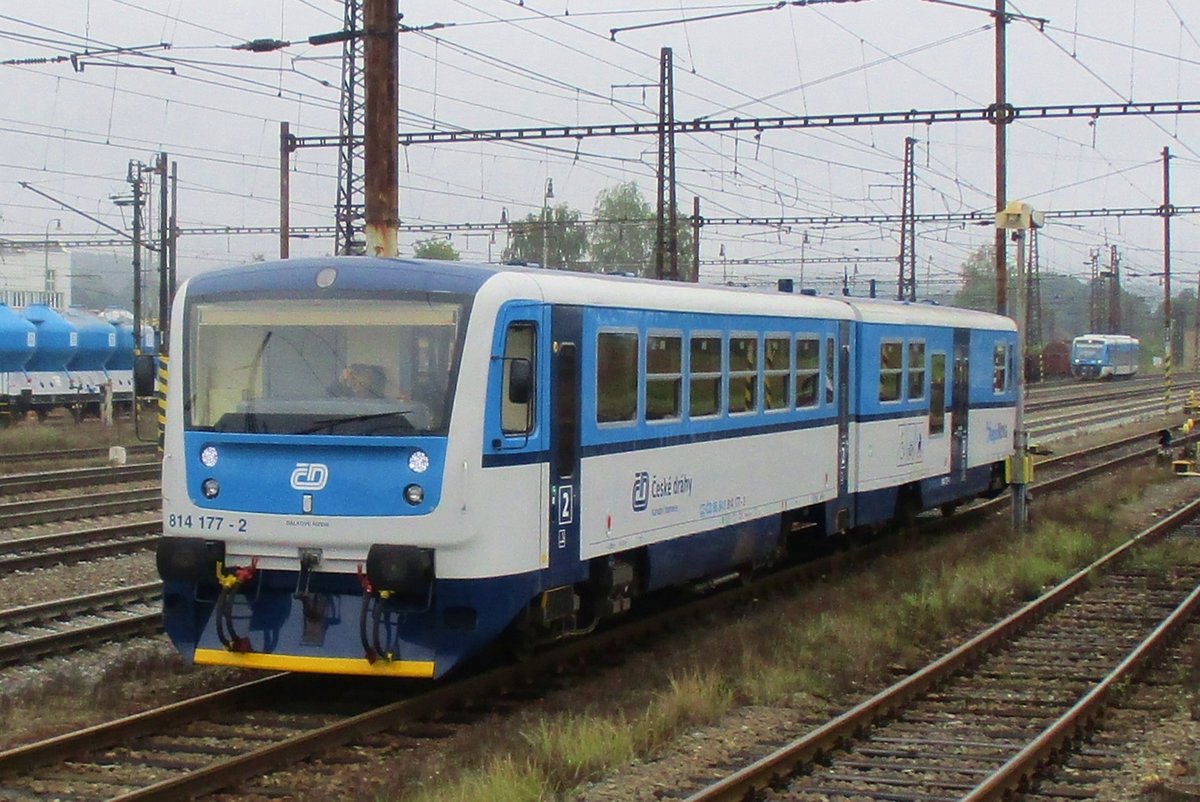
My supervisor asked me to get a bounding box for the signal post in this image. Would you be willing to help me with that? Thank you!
[997,201,1043,533]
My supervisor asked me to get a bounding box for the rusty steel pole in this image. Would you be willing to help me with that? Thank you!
[364,0,399,258]
[1163,146,1173,413]
[280,121,290,259]
[993,0,1009,316]
[691,195,701,283]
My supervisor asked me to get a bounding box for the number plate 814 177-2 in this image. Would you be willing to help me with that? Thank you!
[167,513,248,533]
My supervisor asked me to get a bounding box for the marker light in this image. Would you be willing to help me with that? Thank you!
[404,484,424,505]
[316,267,338,288]
[201,478,220,499]
[200,445,219,468]
[408,449,430,474]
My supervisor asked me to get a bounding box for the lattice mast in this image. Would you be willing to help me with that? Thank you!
[1026,225,1042,348]
[897,136,917,301]
[335,0,366,255]
[654,47,678,281]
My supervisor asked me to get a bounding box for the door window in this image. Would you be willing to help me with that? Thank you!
[501,322,535,435]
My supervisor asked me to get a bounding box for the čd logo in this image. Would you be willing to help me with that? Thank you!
[631,471,650,512]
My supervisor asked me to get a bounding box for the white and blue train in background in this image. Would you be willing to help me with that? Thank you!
[0,301,155,421]
[157,258,1017,679]
[1070,333,1140,379]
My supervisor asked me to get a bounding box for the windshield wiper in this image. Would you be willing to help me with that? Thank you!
[299,410,416,435]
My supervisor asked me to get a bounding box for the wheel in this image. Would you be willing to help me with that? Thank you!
[939,502,959,518]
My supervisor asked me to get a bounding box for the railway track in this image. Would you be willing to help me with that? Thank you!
[0,488,159,529]
[0,583,161,667]
[0,444,157,474]
[0,519,159,572]
[681,503,1200,802]
[0,463,159,496]
[0,429,1185,801]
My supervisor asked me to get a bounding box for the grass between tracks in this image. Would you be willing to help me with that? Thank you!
[0,414,145,453]
[390,467,1190,802]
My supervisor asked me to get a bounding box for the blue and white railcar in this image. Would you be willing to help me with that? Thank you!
[844,299,1015,520]
[1070,334,1140,379]
[157,258,1015,679]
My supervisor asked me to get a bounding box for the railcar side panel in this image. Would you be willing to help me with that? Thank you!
[579,427,839,560]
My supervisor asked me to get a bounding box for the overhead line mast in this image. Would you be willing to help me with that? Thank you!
[335,0,366,255]
[898,137,917,301]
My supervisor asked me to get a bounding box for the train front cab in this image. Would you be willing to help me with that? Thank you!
[158,259,540,680]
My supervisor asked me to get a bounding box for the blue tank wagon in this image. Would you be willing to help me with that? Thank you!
[157,258,1016,679]
[61,306,118,413]
[21,304,79,419]
[0,304,37,422]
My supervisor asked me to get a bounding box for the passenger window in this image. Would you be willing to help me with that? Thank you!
[825,336,835,405]
[597,332,638,423]
[908,341,926,401]
[689,336,722,417]
[501,322,534,435]
[993,343,1008,393]
[930,352,946,435]
[646,334,682,421]
[728,336,757,414]
[880,341,902,402]
[795,336,819,408]
[763,336,790,411]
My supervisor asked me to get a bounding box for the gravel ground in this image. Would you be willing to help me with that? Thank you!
[0,524,157,610]
[0,416,1193,800]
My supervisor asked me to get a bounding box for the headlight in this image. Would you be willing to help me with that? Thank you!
[403,484,424,505]
[200,445,219,468]
[408,449,430,473]
[201,478,220,499]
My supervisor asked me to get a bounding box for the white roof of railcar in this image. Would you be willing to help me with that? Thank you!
[833,296,1015,331]
[484,268,859,321]
[1072,333,1139,345]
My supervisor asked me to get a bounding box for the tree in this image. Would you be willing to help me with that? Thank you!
[502,203,587,270]
[953,244,1006,313]
[589,182,695,279]
[590,183,655,276]
[413,238,460,261]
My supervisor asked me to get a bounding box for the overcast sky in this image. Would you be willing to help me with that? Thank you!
[2,0,1198,301]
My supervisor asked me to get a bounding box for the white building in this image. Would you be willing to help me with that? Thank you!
[0,242,72,308]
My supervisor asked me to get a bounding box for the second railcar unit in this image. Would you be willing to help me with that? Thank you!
[1070,334,1140,379]
[156,258,1016,679]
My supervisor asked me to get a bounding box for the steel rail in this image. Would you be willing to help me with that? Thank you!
[0,582,160,631]
[963,581,1200,800]
[0,443,157,470]
[0,487,160,528]
[680,497,1200,802]
[0,462,159,495]
[0,520,159,571]
[0,675,296,776]
[1025,380,1200,414]
[0,612,162,666]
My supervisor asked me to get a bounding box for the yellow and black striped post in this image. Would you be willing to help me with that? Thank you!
[156,354,169,455]
[1164,328,1173,417]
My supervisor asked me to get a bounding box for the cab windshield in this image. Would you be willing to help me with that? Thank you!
[1073,341,1104,360]
[185,296,465,436]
